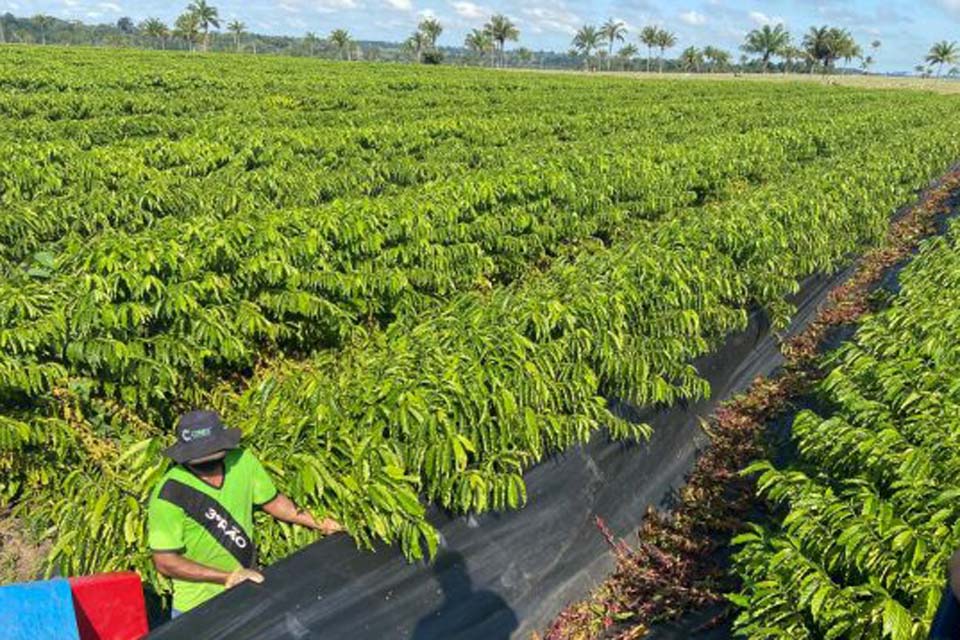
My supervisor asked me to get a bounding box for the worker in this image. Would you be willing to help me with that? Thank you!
[148,410,344,618]
[931,551,960,639]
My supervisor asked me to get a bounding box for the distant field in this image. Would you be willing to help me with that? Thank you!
[3,46,960,597]
[662,72,960,94]
[513,67,960,94]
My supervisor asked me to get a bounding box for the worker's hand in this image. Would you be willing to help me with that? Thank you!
[225,568,265,589]
[315,517,344,536]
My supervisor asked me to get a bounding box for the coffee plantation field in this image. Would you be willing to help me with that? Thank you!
[3,46,960,597]
[731,222,960,638]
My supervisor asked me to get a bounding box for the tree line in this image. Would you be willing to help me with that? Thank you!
[399,15,514,67]
[3,5,959,77]
[571,22,878,74]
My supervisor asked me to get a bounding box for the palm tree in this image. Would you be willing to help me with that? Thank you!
[173,12,201,51]
[654,28,677,73]
[601,18,627,71]
[140,18,169,49]
[804,25,840,72]
[949,67,960,78]
[572,25,603,71]
[829,29,858,73]
[842,41,862,74]
[860,40,880,74]
[33,14,52,45]
[679,46,703,73]
[803,26,857,73]
[926,41,959,77]
[227,20,245,52]
[464,28,494,66]
[329,29,352,61]
[741,24,789,73]
[779,45,804,73]
[597,49,608,70]
[915,64,931,78]
[406,30,429,63]
[419,18,442,50]
[639,25,659,73]
[702,45,718,71]
[484,14,519,68]
[186,0,219,52]
[304,31,320,56]
[702,46,730,73]
[514,47,533,67]
[618,43,638,71]
[117,17,136,34]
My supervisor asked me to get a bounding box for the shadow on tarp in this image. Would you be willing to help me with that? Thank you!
[147,268,851,640]
[411,551,518,640]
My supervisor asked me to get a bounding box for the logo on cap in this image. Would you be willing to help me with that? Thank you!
[182,427,213,442]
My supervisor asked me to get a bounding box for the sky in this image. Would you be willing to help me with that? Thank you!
[4,0,960,72]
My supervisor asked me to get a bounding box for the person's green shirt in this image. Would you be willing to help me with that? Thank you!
[147,448,277,612]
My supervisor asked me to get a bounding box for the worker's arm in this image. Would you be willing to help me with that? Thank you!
[153,551,229,584]
[261,493,344,535]
[152,552,263,588]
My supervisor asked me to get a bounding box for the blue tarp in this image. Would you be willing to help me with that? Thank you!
[0,578,80,640]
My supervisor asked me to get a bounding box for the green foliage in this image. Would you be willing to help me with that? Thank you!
[421,51,444,65]
[732,226,960,638]
[2,47,960,602]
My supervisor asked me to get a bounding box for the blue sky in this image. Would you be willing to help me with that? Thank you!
[5,0,960,71]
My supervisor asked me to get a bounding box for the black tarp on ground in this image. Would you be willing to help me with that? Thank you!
[148,268,852,640]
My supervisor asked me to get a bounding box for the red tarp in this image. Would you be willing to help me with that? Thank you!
[69,572,148,640]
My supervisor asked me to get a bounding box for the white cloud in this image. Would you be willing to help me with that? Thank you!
[748,11,784,26]
[96,2,122,12]
[939,0,960,13]
[679,10,707,26]
[618,18,642,35]
[451,1,484,20]
[276,0,359,14]
[520,5,581,36]
[384,0,412,10]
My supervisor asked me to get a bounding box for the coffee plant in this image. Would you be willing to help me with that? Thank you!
[2,47,960,602]
[732,225,960,639]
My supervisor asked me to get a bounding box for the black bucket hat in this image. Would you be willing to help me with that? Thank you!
[163,410,242,464]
